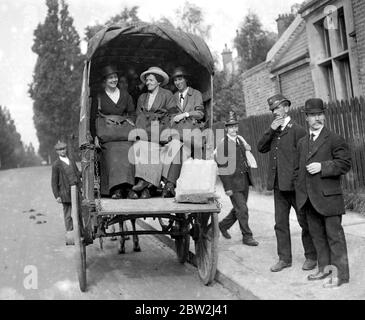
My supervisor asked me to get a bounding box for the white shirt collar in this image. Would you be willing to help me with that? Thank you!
[309,126,324,141]
[105,87,120,104]
[179,87,189,98]
[227,134,236,142]
[59,155,70,165]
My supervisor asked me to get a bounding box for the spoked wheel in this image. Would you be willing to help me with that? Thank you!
[194,212,219,285]
[174,214,190,264]
[71,186,87,292]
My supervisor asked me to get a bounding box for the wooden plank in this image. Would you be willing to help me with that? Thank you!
[98,197,220,215]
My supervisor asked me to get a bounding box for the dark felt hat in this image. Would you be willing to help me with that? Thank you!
[225,111,239,126]
[54,140,67,150]
[267,93,291,111]
[100,65,119,79]
[302,98,327,114]
[171,66,190,80]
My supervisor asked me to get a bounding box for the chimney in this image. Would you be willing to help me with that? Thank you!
[276,13,295,37]
[221,44,233,74]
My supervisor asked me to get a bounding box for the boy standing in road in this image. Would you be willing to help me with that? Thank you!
[215,111,259,246]
[51,141,81,245]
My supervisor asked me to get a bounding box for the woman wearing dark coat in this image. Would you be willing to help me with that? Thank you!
[90,65,138,199]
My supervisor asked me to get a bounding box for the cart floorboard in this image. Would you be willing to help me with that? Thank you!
[97,197,220,215]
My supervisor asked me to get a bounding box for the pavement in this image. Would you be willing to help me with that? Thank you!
[139,180,365,300]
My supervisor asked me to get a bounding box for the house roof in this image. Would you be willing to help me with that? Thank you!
[265,14,309,73]
[266,15,304,63]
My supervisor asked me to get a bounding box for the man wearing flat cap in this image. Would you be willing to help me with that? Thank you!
[51,140,81,245]
[294,98,351,288]
[257,94,317,272]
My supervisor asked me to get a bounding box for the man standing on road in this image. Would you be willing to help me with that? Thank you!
[216,111,259,246]
[257,94,317,272]
[294,98,351,288]
[51,140,81,245]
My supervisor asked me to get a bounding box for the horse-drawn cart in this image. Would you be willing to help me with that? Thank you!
[74,22,220,292]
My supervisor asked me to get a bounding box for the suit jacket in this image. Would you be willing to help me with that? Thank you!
[135,87,174,140]
[51,158,81,203]
[216,135,253,192]
[294,127,351,216]
[172,87,204,120]
[257,119,306,191]
[136,87,174,119]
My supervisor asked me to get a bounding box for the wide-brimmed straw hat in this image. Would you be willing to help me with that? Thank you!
[140,66,169,86]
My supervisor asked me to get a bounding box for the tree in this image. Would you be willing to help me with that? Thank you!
[29,0,83,161]
[84,6,141,41]
[20,143,42,167]
[234,12,277,72]
[0,106,24,169]
[175,1,211,39]
[213,71,246,122]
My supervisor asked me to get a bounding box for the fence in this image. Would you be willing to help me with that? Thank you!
[213,96,365,194]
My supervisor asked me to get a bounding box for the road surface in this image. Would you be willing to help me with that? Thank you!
[0,166,237,300]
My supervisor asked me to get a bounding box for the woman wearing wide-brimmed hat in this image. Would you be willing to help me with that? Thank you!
[90,64,138,199]
[131,66,176,199]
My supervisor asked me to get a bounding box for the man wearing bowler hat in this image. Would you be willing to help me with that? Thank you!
[216,111,259,246]
[294,98,351,288]
[51,140,81,245]
[257,94,317,272]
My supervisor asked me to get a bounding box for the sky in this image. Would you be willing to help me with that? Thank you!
[0,0,301,152]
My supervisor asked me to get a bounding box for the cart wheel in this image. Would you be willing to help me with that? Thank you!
[194,212,219,285]
[175,217,190,264]
[71,186,87,292]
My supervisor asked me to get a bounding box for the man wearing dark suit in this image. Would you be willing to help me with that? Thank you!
[257,94,317,272]
[51,141,81,245]
[294,98,351,288]
[216,111,259,246]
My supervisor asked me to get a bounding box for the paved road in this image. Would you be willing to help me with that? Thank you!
[0,166,237,300]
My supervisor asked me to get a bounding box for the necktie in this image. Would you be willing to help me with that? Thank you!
[309,133,315,151]
[180,93,184,106]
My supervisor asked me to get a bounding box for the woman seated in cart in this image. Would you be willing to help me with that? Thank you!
[130,66,179,199]
[90,65,139,199]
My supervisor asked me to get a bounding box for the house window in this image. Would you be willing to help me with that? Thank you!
[321,62,336,102]
[336,56,354,100]
[315,6,353,101]
[338,8,348,51]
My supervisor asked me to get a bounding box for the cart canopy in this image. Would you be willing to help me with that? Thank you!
[79,22,215,147]
[86,23,214,76]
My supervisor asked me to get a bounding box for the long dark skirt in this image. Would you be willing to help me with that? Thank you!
[100,141,135,195]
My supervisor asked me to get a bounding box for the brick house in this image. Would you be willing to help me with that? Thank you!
[226,0,365,116]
